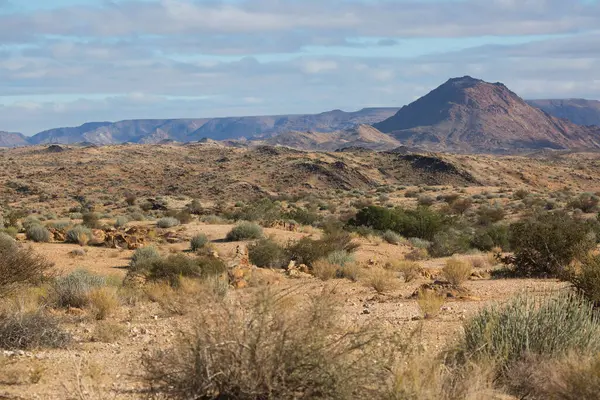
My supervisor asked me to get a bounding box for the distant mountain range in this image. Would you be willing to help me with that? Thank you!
[0,108,399,147]
[526,99,600,126]
[2,77,600,153]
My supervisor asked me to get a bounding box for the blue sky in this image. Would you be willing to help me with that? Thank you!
[1,0,600,134]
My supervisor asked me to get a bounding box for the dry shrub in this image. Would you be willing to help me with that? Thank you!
[390,261,422,283]
[337,263,362,282]
[312,259,339,281]
[92,321,126,343]
[88,287,119,320]
[366,268,399,293]
[468,255,490,269]
[143,288,398,399]
[49,270,106,309]
[507,353,600,400]
[0,309,71,350]
[416,289,445,319]
[0,246,53,298]
[405,247,429,261]
[442,258,472,286]
[144,282,187,315]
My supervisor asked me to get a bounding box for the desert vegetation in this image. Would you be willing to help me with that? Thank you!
[2,145,600,398]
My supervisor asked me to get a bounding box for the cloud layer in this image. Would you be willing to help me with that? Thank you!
[1,0,600,134]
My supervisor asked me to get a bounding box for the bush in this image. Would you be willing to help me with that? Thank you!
[157,217,180,229]
[115,216,129,227]
[286,208,321,226]
[0,247,52,298]
[226,222,263,241]
[186,199,203,215]
[88,287,119,320]
[26,224,51,243]
[571,255,600,306]
[471,224,510,251]
[147,254,226,287]
[459,292,600,372]
[285,229,358,268]
[166,210,193,224]
[405,248,429,261]
[0,232,17,254]
[391,261,421,283]
[326,250,355,267]
[201,215,226,224]
[442,258,472,286]
[382,230,403,245]
[0,227,18,238]
[312,260,339,281]
[417,289,445,319]
[569,193,600,213]
[366,269,399,293]
[50,270,107,308]
[129,246,161,272]
[190,234,209,252]
[47,220,70,230]
[0,310,71,350]
[22,216,41,231]
[66,225,92,245]
[82,212,100,228]
[477,205,505,225]
[505,211,596,277]
[429,229,472,257]
[231,198,282,223]
[142,290,393,399]
[349,205,449,241]
[248,237,287,268]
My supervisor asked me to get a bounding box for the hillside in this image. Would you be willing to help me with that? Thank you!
[374,76,600,153]
[25,108,399,145]
[527,99,600,126]
[258,124,401,151]
[0,131,29,147]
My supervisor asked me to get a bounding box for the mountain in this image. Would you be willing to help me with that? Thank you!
[259,124,401,151]
[374,76,600,153]
[26,108,399,145]
[0,131,30,147]
[527,99,600,126]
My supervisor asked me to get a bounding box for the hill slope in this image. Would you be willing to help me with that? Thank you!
[0,131,30,147]
[527,99,600,126]
[258,124,401,151]
[374,76,600,153]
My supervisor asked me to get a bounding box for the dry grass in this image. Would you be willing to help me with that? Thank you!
[442,258,472,286]
[337,263,362,282]
[389,260,422,282]
[365,268,399,293]
[416,289,445,319]
[87,287,119,320]
[142,288,400,399]
[312,259,339,281]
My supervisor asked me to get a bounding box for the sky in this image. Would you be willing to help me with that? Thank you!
[1,0,600,135]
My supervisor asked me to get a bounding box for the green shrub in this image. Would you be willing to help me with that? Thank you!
[505,211,595,277]
[569,193,600,213]
[326,250,355,267]
[165,210,193,224]
[248,238,287,268]
[0,310,71,350]
[286,208,321,226]
[429,229,472,257]
[190,234,209,252]
[285,230,358,268]
[477,205,505,225]
[47,220,70,230]
[231,198,282,223]
[130,246,160,272]
[471,224,510,251]
[50,269,107,308]
[26,224,52,243]
[22,216,41,231]
[157,217,180,229]
[0,227,18,238]
[458,292,600,372]
[349,205,448,241]
[382,230,403,245]
[0,232,17,254]
[226,222,263,241]
[69,212,83,220]
[186,199,203,215]
[129,212,146,221]
[147,254,226,287]
[65,225,92,244]
[115,216,129,227]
